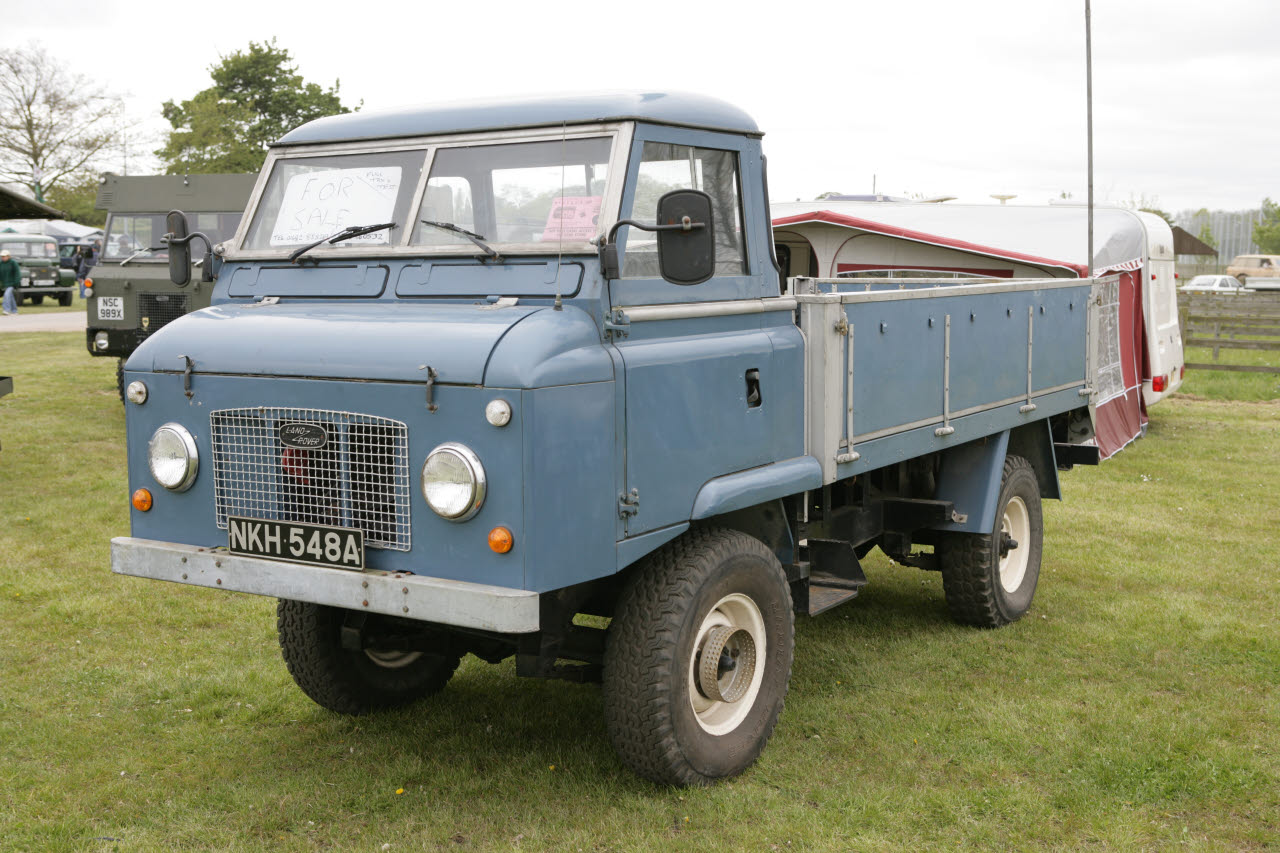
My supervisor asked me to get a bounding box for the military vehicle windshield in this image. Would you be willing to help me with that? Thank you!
[240,135,614,256]
[104,213,244,261]
[0,239,57,259]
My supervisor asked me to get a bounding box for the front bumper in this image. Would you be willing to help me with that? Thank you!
[111,537,540,633]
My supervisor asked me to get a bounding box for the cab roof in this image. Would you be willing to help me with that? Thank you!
[276,91,762,146]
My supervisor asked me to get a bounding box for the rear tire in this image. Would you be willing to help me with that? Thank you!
[277,600,462,715]
[603,527,794,786]
[115,359,125,402]
[939,454,1043,627]
[29,295,43,305]
[57,292,72,307]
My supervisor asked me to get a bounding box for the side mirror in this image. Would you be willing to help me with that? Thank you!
[655,190,715,286]
[166,210,191,286]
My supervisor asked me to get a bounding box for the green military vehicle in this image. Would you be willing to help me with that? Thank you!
[86,173,255,393]
[1,232,73,306]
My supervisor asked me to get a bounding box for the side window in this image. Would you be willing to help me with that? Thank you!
[622,142,745,278]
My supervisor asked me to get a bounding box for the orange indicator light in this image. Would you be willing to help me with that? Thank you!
[488,526,514,554]
[132,489,153,512]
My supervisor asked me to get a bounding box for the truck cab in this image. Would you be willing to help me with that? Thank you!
[113,93,1098,786]
[86,173,255,395]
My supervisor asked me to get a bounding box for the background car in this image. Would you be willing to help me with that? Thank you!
[1225,254,1280,284]
[1180,274,1246,293]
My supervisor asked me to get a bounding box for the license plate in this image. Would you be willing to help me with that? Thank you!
[97,297,124,320]
[228,516,364,570]
[35,279,54,286]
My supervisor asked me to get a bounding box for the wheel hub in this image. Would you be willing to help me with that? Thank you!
[687,593,767,735]
[998,496,1031,593]
[696,625,757,703]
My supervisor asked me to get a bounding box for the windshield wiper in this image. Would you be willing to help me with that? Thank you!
[119,247,163,265]
[289,221,396,264]
[419,220,501,261]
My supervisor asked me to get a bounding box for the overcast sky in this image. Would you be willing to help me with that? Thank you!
[6,0,1276,213]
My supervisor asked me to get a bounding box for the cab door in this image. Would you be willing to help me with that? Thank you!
[608,127,803,542]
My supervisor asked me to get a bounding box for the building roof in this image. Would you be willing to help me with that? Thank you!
[0,185,64,219]
[277,91,761,146]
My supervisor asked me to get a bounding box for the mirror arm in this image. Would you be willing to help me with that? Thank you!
[596,217,707,280]
[163,230,217,283]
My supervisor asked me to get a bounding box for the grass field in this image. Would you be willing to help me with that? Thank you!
[1,334,1277,851]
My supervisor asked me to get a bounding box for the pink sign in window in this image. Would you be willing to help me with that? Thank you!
[543,196,603,242]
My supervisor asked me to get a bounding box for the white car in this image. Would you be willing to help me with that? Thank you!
[1180,274,1245,293]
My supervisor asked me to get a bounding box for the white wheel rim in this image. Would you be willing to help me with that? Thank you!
[364,650,423,669]
[687,593,766,736]
[999,496,1031,593]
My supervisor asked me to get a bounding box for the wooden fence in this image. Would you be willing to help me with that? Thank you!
[1177,290,1280,374]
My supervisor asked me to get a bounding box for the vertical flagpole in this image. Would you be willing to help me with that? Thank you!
[1086,0,1094,278]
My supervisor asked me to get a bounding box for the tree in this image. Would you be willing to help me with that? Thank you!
[1253,198,1280,254]
[0,43,122,201]
[43,173,106,227]
[158,40,357,174]
[1193,208,1217,251]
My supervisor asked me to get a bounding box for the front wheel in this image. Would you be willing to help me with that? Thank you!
[603,527,794,786]
[938,454,1043,627]
[277,600,462,715]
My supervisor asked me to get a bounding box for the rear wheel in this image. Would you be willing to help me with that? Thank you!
[939,455,1043,627]
[603,527,794,786]
[57,292,72,307]
[277,600,462,715]
[29,295,43,305]
[115,359,125,402]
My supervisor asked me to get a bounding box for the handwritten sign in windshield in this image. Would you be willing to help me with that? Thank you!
[271,167,402,246]
[542,196,603,242]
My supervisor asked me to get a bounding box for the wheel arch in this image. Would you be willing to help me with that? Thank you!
[933,422,1059,535]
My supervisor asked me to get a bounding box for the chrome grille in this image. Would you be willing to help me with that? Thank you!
[210,408,411,551]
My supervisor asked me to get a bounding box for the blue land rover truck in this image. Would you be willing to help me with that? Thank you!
[112,93,1104,786]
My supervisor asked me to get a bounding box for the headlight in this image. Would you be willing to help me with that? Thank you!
[148,423,198,491]
[421,442,485,521]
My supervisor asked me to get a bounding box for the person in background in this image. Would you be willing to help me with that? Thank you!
[76,244,96,299]
[1,249,21,315]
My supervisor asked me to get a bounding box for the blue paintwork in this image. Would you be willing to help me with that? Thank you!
[395,261,585,299]
[691,457,823,520]
[128,301,544,386]
[277,92,762,146]
[485,306,614,388]
[119,98,1099,622]
[227,263,390,298]
[933,431,1011,534]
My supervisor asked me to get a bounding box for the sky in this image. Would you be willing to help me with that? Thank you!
[5,0,1277,214]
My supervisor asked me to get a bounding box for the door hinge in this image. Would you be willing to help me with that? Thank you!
[604,308,630,339]
[618,488,639,518]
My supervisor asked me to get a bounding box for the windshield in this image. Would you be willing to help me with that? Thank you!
[238,135,614,256]
[104,213,244,261]
[242,150,427,251]
[0,239,57,259]
[411,137,612,247]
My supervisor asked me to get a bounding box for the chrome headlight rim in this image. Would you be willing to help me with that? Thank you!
[148,422,199,492]
[421,442,486,522]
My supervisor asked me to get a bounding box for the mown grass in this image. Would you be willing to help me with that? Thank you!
[1181,346,1280,402]
[1,334,1277,851]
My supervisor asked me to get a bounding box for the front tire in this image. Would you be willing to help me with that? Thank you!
[603,527,794,786]
[277,600,462,715]
[939,454,1043,627]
